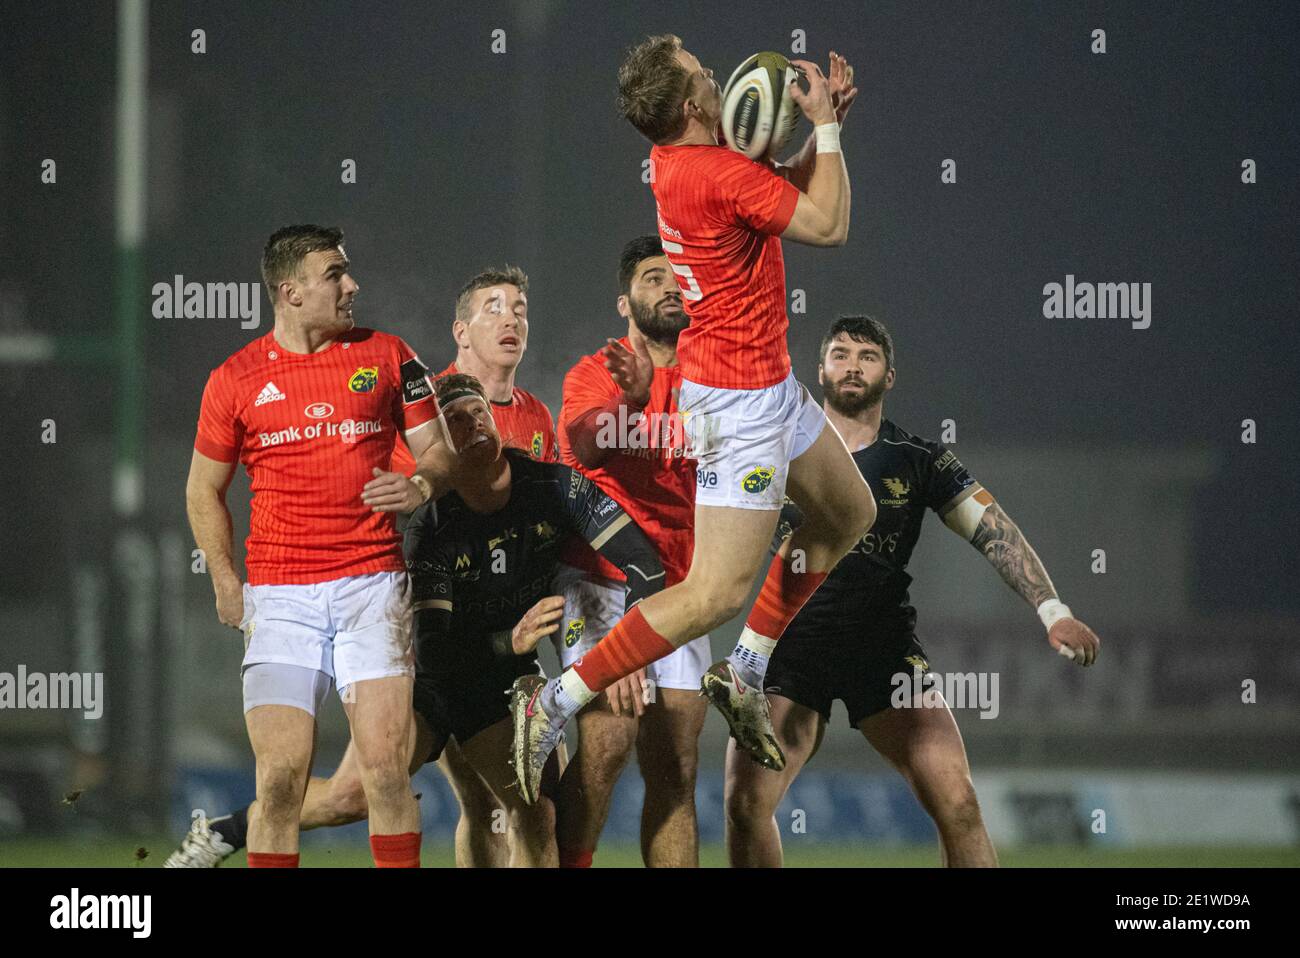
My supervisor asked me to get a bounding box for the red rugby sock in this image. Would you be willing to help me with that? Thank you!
[745,554,828,641]
[247,851,299,868]
[559,847,594,869]
[370,832,421,868]
[573,605,674,693]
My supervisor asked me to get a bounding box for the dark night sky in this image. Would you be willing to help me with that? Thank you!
[3,1,1297,610]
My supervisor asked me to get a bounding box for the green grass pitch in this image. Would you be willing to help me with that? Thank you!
[1,840,1296,868]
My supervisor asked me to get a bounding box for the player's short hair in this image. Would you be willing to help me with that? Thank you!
[618,234,666,295]
[454,266,529,326]
[261,224,344,306]
[434,371,488,407]
[617,34,692,144]
[820,315,895,372]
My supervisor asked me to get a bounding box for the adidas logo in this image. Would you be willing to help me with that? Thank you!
[254,382,286,406]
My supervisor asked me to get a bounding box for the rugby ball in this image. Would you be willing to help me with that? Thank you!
[720,51,801,160]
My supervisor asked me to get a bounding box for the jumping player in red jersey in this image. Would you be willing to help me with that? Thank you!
[388,266,560,869]
[186,225,451,868]
[552,235,707,867]
[510,38,880,801]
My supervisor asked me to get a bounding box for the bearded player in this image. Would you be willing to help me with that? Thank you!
[512,40,886,800]
[552,235,707,867]
[389,266,557,868]
[726,316,1101,867]
[185,225,451,868]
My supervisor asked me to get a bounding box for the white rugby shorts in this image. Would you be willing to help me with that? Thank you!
[679,370,826,510]
[552,563,710,692]
[239,570,414,710]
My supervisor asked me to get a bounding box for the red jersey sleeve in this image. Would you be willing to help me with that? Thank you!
[560,354,618,434]
[194,367,242,462]
[716,152,800,235]
[390,337,440,434]
[539,404,560,462]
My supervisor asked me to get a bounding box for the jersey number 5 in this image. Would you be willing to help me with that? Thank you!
[661,239,703,302]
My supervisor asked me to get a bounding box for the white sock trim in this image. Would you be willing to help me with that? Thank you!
[737,626,778,657]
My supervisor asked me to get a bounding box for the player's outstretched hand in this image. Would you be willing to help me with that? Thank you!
[1049,618,1100,666]
[787,59,836,126]
[827,51,858,125]
[606,668,650,718]
[603,333,654,408]
[361,467,425,513]
[213,575,244,630]
[512,595,567,655]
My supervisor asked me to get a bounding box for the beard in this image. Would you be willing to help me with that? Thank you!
[629,294,688,345]
[824,375,887,416]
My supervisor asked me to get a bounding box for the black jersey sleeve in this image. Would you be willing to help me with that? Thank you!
[404,500,453,644]
[561,465,666,607]
[923,444,977,514]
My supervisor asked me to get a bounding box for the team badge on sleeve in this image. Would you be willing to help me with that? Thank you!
[531,431,544,458]
[399,358,433,404]
[741,465,776,494]
[564,617,585,648]
[348,366,379,393]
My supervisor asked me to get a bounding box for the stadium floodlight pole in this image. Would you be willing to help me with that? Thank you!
[114,0,148,518]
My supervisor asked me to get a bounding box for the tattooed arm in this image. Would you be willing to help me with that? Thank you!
[940,486,1101,666]
[967,501,1059,609]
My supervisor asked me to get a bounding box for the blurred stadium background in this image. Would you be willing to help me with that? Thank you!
[2,1,1297,866]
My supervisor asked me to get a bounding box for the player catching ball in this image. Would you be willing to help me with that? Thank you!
[725,316,1101,867]
[511,37,876,802]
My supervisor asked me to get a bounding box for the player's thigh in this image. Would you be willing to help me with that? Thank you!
[459,719,554,819]
[724,695,825,819]
[786,418,874,531]
[574,697,639,772]
[345,674,416,763]
[245,703,316,767]
[683,504,782,602]
[636,687,708,782]
[436,737,498,811]
[858,696,974,790]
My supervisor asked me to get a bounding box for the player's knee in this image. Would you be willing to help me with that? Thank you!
[923,774,984,834]
[256,760,307,816]
[355,750,411,799]
[640,752,698,804]
[724,786,777,831]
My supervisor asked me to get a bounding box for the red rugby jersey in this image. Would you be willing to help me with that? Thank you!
[559,339,696,586]
[389,360,558,472]
[649,144,800,390]
[194,327,439,586]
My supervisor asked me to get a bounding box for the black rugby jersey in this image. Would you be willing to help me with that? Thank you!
[404,449,663,672]
[777,419,976,638]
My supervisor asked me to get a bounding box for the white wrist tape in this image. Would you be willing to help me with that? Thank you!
[1037,598,1073,631]
[814,122,841,154]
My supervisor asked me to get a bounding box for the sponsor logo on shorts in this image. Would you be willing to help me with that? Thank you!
[697,469,719,489]
[880,476,911,506]
[741,465,776,494]
[531,431,544,458]
[348,366,379,393]
[304,401,334,419]
[564,617,585,648]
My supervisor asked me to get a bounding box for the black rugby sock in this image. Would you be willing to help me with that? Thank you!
[210,806,250,850]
